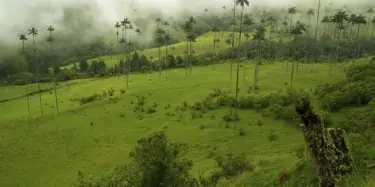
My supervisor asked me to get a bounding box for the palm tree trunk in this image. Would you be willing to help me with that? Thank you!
[117,30,120,79]
[290,15,293,31]
[243,36,248,87]
[158,46,161,76]
[165,42,168,78]
[50,31,59,115]
[229,1,236,92]
[189,41,193,76]
[185,42,188,77]
[254,41,260,90]
[314,0,321,38]
[356,24,360,39]
[213,32,216,71]
[33,36,43,116]
[22,40,30,117]
[308,16,312,34]
[372,24,375,37]
[291,35,296,88]
[235,7,244,116]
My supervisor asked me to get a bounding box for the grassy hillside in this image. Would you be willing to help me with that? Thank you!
[62,31,233,69]
[3,59,373,187]
[62,31,288,70]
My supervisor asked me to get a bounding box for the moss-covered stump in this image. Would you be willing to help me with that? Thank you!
[296,97,353,187]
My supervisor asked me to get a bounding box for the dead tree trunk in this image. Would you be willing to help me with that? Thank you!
[296,98,353,187]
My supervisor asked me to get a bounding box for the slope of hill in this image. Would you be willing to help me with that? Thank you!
[3,58,374,186]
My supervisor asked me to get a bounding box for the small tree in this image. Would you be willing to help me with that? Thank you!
[19,33,30,116]
[74,132,197,187]
[28,26,43,116]
[47,25,59,114]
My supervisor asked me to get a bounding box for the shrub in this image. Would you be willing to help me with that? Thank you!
[146,107,156,114]
[268,132,278,141]
[136,96,146,106]
[120,89,126,94]
[200,124,205,130]
[102,91,107,98]
[191,101,204,111]
[78,94,101,105]
[202,96,217,110]
[346,63,375,82]
[223,110,240,122]
[216,153,255,179]
[75,132,197,186]
[164,104,171,109]
[183,101,188,108]
[107,88,115,96]
[239,128,246,136]
[209,88,222,98]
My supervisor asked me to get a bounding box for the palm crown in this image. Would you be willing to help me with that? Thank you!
[253,26,266,41]
[243,15,254,26]
[322,16,331,23]
[288,7,297,15]
[307,9,314,16]
[28,27,38,37]
[19,33,27,41]
[236,0,249,7]
[290,21,306,36]
[47,26,55,33]
[354,14,367,25]
[332,10,348,24]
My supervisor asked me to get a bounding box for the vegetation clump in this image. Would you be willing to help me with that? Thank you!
[75,132,197,187]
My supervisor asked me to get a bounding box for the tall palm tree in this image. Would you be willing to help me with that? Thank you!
[135,28,141,71]
[321,16,331,36]
[229,0,237,92]
[355,14,367,39]
[126,23,134,87]
[234,0,250,116]
[253,26,266,91]
[186,17,196,76]
[28,27,43,116]
[121,18,131,88]
[307,9,315,34]
[243,15,254,85]
[282,20,288,33]
[314,0,321,38]
[115,21,121,77]
[163,21,170,74]
[354,14,367,59]
[47,25,59,115]
[156,18,163,76]
[211,26,220,69]
[19,33,30,116]
[288,6,297,31]
[164,33,171,74]
[330,10,348,75]
[332,10,348,41]
[290,21,306,88]
[348,14,357,39]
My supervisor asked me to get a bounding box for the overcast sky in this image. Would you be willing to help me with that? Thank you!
[0,0,372,45]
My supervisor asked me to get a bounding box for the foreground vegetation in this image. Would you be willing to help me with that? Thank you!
[1,58,375,186]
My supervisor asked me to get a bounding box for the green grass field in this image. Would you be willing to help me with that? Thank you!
[4,58,372,186]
